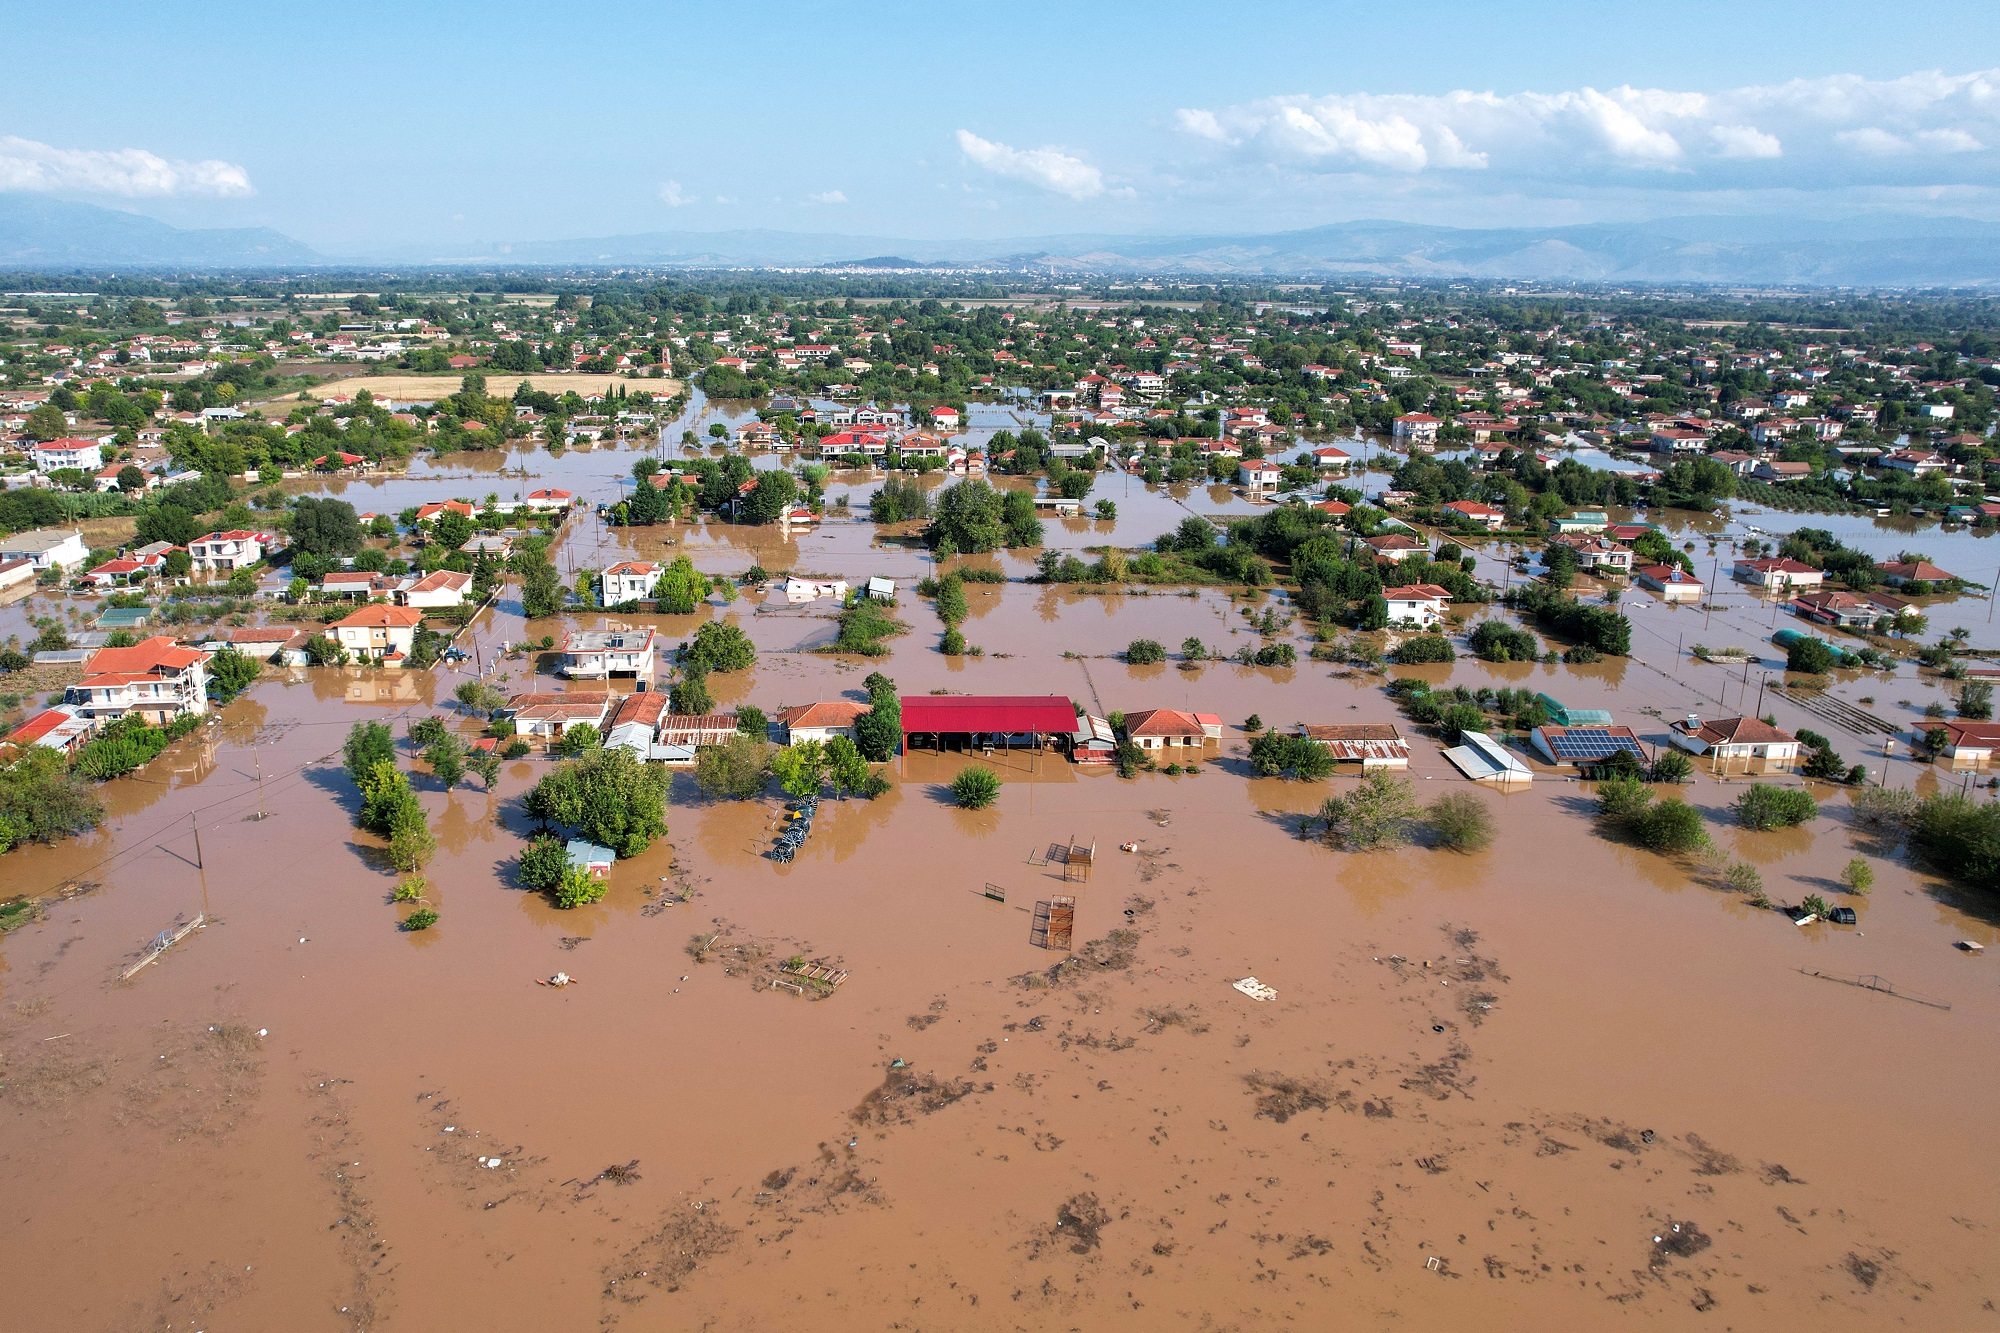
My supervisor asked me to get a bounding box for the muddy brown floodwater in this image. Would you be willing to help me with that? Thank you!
[5,462,2000,1332]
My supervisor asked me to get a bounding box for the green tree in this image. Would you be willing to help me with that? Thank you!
[1632,799,1709,853]
[852,677,901,761]
[426,734,466,789]
[0,748,105,851]
[519,552,563,619]
[1595,773,1653,822]
[950,765,1001,809]
[24,402,67,441]
[771,739,829,798]
[670,672,714,716]
[206,646,261,703]
[432,508,475,550]
[739,469,798,524]
[694,733,770,799]
[1317,770,1421,849]
[343,721,395,788]
[524,747,669,857]
[389,815,437,873]
[290,497,364,558]
[552,864,606,909]
[1787,637,1836,675]
[467,747,502,789]
[1958,680,1994,720]
[1734,783,1818,830]
[1389,634,1455,664]
[1126,638,1165,664]
[518,833,569,890]
[735,704,768,738]
[929,479,1007,553]
[825,736,871,798]
[683,619,756,674]
[1425,791,1494,851]
[454,679,505,717]
[552,722,602,756]
[655,554,709,614]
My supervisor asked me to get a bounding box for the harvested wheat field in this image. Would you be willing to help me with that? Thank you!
[302,373,681,403]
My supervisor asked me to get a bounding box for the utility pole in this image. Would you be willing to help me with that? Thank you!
[254,745,266,820]
[190,812,210,916]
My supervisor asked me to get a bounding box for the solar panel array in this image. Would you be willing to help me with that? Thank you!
[1549,728,1644,760]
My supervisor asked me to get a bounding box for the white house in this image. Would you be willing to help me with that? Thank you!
[1392,413,1441,446]
[66,636,210,723]
[505,692,613,744]
[30,438,103,474]
[1636,564,1704,603]
[0,527,88,571]
[329,605,423,663]
[187,530,273,574]
[558,627,657,680]
[1668,715,1802,773]
[1733,557,1823,591]
[776,701,870,745]
[601,561,661,606]
[1385,584,1453,628]
[1238,460,1283,492]
[396,569,472,609]
[784,578,849,603]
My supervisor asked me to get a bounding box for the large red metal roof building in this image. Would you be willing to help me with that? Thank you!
[899,695,1077,741]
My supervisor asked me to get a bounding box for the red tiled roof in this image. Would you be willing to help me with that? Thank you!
[777,701,871,730]
[1124,708,1204,737]
[332,605,424,629]
[86,636,203,673]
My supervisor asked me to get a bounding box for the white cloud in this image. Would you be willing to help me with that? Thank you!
[1835,127,1909,154]
[1915,128,1983,153]
[956,130,1104,199]
[1710,124,1783,158]
[808,189,848,204]
[657,180,690,206]
[0,135,251,196]
[1175,68,2000,185]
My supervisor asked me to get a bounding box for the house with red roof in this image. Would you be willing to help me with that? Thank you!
[1442,499,1505,530]
[187,530,274,575]
[1392,413,1441,446]
[330,605,424,664]
[1384,583,1453,627]
[1122,708,1213,753]
[777,701,871,745]
[1732,557,1823,591]
[396,569,473,609]
[1635,564,1705,603]
[66,637,210,722]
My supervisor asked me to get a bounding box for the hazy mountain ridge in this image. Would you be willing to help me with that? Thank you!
[2,194,1997,285]
[0,195,321,267]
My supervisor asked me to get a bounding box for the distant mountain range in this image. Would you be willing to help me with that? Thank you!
[4,194,1999,286]
[0,195,319,268]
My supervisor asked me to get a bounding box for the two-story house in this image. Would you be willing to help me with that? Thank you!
[601,561,661,606]
[30,438,103,474]
[66,636,210,723]
[557,627,657,680]
[187,530,274,575]
[329,605,423,663]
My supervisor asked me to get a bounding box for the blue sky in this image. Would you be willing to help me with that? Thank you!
[5,0,2000,253]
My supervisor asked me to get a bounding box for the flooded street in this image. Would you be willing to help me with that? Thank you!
[4,431,1999,1332]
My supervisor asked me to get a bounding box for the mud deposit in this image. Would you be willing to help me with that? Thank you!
[3,516,1999,1330]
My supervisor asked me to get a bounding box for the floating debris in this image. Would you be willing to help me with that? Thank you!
[1232,977,1278,1002]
